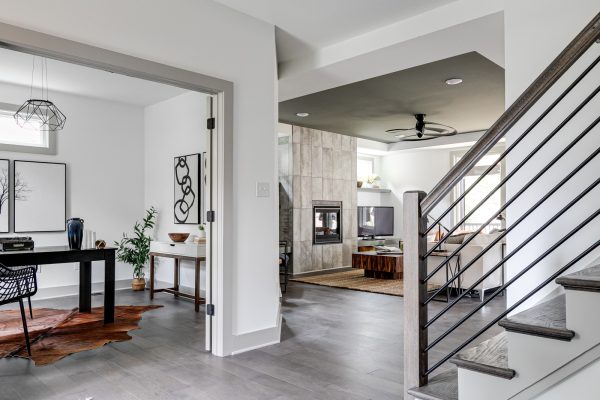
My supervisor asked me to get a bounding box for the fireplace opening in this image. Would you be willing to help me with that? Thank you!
[313,203,342,245]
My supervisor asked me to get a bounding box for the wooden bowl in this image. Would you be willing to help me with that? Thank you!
[168,233,190,243]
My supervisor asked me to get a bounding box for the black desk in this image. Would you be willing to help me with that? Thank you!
[0,246,116,323]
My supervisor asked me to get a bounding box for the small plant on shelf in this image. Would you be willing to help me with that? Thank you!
[367,175,381,188]
[115,207,158,291]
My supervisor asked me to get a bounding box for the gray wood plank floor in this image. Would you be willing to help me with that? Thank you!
[0,283,505,400]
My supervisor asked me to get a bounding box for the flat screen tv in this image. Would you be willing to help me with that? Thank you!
[357,206,394,238]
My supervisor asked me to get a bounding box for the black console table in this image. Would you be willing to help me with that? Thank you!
[0,246,116,323]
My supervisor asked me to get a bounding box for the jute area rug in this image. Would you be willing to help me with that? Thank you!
[0,305,161,366]
[291,269,405,296]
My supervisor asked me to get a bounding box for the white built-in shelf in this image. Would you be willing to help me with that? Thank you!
[357,187,392,193]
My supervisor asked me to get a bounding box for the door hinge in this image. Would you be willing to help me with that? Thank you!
[207,117,215,130]
[206,304,215,316]
[207,210,215,222]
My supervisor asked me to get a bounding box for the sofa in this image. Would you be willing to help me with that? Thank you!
[426,232,505,301]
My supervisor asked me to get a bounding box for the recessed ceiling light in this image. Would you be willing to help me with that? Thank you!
[296,112,310,117]
[445,78,463,85]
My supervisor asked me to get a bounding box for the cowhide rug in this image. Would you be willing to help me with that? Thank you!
[0,305,162,365]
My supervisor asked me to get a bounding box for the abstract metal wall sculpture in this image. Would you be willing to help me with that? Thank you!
[174,153,201,224]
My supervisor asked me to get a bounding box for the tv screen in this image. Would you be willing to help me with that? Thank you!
[357,206,394,237]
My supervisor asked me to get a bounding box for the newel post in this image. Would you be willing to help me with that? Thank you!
[403,191,428,398]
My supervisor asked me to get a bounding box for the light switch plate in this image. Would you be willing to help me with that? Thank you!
[256,182,270,197]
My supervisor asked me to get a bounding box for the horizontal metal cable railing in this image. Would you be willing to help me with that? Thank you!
[403,12,600,393]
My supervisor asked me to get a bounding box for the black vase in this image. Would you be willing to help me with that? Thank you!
[67,218,84,250]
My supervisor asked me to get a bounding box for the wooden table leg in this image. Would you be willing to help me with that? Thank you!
[79,261,92,313]
[150,255,155,300]
[195,259,200,312]
[104,251,115,324]
[174,258,180,298]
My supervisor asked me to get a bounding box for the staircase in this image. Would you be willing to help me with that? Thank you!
[403,12,600,400]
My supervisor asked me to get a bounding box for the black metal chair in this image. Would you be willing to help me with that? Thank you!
[279,241,291,293]
[0,263,38,356]
[8,265,38,318]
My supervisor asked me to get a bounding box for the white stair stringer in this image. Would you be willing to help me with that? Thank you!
[457,289,600,400]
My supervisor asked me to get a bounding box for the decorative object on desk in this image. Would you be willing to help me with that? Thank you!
[83,229,96,249]
[357,180,363,188]
[0,159,10,233]
[115,207,157,291]
[13,56,67,132]
[174,153,202,224]
[0,305,161,366]
[66,218,84,250]
[0,237,35,252]
[14,161,66,232]
[168,232,190,243]
[197,223,206,238]
[95,239,106,249]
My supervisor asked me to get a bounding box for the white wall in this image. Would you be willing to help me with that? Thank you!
[504,0,600,309]
[377,148,457,238]
[144,91,207,291]
[0,81,144,295]
[0,0,279,355]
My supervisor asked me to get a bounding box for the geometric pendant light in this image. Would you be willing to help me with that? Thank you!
[14,99,66,131]
[14,57,66,132]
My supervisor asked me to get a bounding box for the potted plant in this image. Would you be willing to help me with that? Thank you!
[115,207,158,291]
[198,223,206,239]
[367,175,381,188]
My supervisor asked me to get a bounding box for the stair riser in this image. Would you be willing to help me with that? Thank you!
[565,289,600,337]
[458,368,513,400]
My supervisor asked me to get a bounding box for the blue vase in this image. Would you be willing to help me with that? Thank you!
[67,218,84,250]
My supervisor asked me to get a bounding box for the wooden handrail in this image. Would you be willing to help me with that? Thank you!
[421,12,600,216]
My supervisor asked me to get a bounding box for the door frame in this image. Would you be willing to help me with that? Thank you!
[0,21,233,356]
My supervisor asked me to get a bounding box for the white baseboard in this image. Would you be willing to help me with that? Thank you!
[35,279,132,300]
[231,301,282,355]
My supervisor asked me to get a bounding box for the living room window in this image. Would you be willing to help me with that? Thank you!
[357,155,374,181]
[0,103,56,155]
[452,148,505,233]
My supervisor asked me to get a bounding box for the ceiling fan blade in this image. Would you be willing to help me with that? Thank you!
[423,122,457,135]
[390,128,419,138]
[402,135,438,142]
[386,127,415,133]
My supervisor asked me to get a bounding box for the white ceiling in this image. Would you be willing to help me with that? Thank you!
[0,47,188,107]
[213,0,459,62]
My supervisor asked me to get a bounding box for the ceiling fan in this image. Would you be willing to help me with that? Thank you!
[386,113,457,141]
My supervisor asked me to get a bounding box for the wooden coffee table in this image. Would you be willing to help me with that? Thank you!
[352,251,403,279]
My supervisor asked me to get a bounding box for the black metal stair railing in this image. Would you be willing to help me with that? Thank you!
[403,12,600,397]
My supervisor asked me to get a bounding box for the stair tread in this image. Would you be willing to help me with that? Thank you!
[556,265,600,292]
[407,369,457,400]
[499,294,574,341]
[449,333,515,379]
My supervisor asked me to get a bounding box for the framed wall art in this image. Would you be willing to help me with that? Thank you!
[14,160,66,232]
[0,159,10,233]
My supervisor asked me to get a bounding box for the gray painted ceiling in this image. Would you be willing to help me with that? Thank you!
[279,52,505,143]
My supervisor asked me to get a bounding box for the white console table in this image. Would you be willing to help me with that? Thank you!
[149,241,206,312]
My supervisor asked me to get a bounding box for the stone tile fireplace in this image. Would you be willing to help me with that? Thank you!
[278,124,358,275]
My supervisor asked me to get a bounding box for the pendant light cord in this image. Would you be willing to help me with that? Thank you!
[29,56,35,99]
[44,58,49,101]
